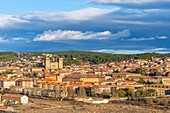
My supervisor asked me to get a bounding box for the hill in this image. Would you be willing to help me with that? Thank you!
[0,50,170,65]
[52,50,170,65]
[0,52,18,62]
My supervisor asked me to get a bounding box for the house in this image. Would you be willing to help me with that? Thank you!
[21,95,28,104]
[127,76,159,83]
[161,77,170,85]
[93,85,112,94]
[62,74,81,82]
[15,79,34,88]
[31,67,44,72]
[0,78,16,89]
[80,74,103,83]
[2,94,28,104]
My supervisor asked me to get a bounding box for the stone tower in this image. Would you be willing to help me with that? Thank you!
[58,58,63,69]
[45,56,51,70]
[44,54,63,70]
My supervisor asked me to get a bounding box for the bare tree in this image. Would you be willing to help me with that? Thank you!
[77,87,87,97]
[160,97,169,106]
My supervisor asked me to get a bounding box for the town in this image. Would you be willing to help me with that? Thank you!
[0,52,170,112]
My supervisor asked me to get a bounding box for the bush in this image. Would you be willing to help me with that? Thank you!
[160,97,169,106]
[145,98,153,105]
[118,90,126,97]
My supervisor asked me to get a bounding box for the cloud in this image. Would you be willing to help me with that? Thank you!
[129,36,168,41]
[33,29,130,41]
[0,7,170,33]
[129,37,155,41]
[156,36,168,39]
[0,7,115,29]
[112,20,165,25]
[21,7,115,22]
[91,48,169,54]
[0,7,170,53]
[152,48,167,51]
[89,0,169,4]
[12,37,26,41]
[112,29,130,39]
[0,15,29,29]
[88,0,170,8]
[0,37,9,43]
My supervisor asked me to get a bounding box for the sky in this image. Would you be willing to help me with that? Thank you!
[0,0,170,54]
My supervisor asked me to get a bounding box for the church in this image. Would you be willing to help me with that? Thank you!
[44,54,63,70]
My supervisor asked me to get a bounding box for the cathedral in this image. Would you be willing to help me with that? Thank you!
[44,54,63,70]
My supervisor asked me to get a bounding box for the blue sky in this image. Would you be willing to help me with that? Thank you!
[1,1,78,13]
[0,0,170,54]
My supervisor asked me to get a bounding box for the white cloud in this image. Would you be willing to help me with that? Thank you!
[129,37,155,41]
[0,7,116,29]
[156,36,168,39]
[0,15,29,29]
[22,7,116,22]
[12,37,26,41]
[112,29,130,39]
[91,48,168,54]
[89,0,170,4]
[112,20,165,25]
[129,35,168,41]
[33,29,130,41]
[0,7,170,32]
[0,37,9,43]
[151,48,167,51]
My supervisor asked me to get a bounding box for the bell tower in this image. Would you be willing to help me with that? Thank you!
[44,56,51,70]
[58,58,63,69]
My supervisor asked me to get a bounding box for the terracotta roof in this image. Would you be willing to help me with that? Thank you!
[97,85,111,88]
[3,94,22,98]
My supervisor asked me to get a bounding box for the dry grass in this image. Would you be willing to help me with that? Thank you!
[12,98,170,113]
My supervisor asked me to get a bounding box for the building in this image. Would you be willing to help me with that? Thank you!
[2,94,28,104]
[62,74,105,83]
[21,95,29,104]
[44,54,63,70]
[93,85,112,94]
[143,84,170,96]
[0,79,16,89]
[161,77,170,85]
[80,75,105,83]
[31,67,44,72]
[15,79,34,88]
[62,74,81,82]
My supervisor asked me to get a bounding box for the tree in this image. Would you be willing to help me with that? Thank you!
[90,86,98,97]
[67,87,75,97]
[77,87,87,97]
[117,90,126,97]
[160,97,169,106]
[101,90,111,98]
[127,88,134,97]
[135,89,145,97]
[136,68,146,76]
[147,89,156,96]
[145,98,153,105]
[10,85,17,94]
[138,78,145,84]
[149,69,162,76]
[159,81,163,84]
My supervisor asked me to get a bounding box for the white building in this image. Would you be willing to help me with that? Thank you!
[1,80,16,89]
[21,95,28,104]
[2,94,29,104]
